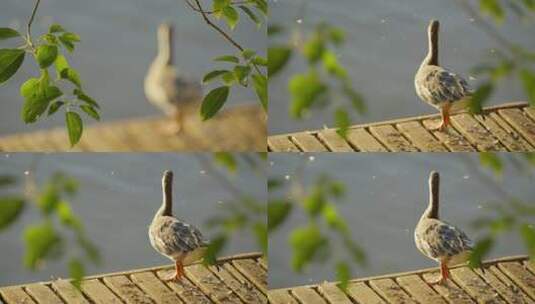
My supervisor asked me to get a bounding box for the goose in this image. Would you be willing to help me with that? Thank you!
[414,20,473,131]
[414,171,474,285]
[149,170,208,281]
[144,23,203,133]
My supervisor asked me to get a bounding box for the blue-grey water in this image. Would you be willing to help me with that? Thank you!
[0,0,265,135]
[268,153,534,289]
[0,153,265,286]
[269,0,535,134]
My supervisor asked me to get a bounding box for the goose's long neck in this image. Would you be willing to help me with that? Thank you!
[422,173,439,220]
[157,27,173,66]
[422,25,438,67]
[157,175,173,217]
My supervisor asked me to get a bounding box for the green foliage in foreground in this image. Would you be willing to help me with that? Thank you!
[0,2,100,147]
[0,172,100,289]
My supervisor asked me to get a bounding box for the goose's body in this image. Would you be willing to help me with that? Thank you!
[144,23,202,133]
[149,170,208,281]
[414,20,472,131]
[414,171,473,284]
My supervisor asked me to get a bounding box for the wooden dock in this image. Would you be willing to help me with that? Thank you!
[0,105,266,152]
[268,102,535,152]
[0,252,267,304]
[269,255,534,304]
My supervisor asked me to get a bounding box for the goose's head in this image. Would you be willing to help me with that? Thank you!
[427,19,439,37]
[162,170,173,184]
[158,22,174,42]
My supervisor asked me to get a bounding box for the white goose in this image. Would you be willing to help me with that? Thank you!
[149,170,208,281]
[415,20,473,131]
[414,171,474,285]
[144,23,203,133]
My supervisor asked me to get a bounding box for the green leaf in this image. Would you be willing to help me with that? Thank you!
[204,235,226,266]
[21,81,63,123]
[336,262,350,292]
[24,222,62,269]
[253,0,268,15]
[290,224,328,271]
[214,55,239,63]
[268,46,291,77]
[49,23,66,33]
[303,188,325,216]
[42,33,58,45]
[55,54,69,75]
[303,35,325,64]
[520,69,535,107]
[522,0,535,10]
[77,235,101,263]
[214,152,237,172]
[322,203,348,232]
[480,152,503,175]
[20,78,40,99]
[57,201,81,231]
[203,70,228,83]
[289,71,328,118]
[268,200,292,231]
[36,45,58,69]
[221,71,236,85]
[0,28,21,40]
[252,74,267,110]
[480,0,504,23]
[37,184,60,214]
[213,0,231,17]
[74,89,100,109]
[239,6,260,27]
[241,49,256,60]
[201,86,230,120]
[470,83,493,114]
[59,33,80,53]
[80,105,100,121]
[520,224,535,259]
[0,49,25,84]
[60,68,82,88]
[65,111,83,146]
[329,27,345,45]
[335,108,350,139]
[68,258,85,289]
[0,197,25,231]
[0,176,17,187]
[252,56,267,66]
[233,65,251,86]
[268,24,284,36]
[322,51,347,79]
[469,237,493,269]
[222,6,239,30]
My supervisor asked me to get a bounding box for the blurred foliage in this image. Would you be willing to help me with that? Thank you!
[0,0,100,147]
[460,0,535,113]
[184,0,267,119]
[269,160,366,292]
[0,171,100,289]
[269,21,365,138]
[468,153,535,268]
[200,153,267,265]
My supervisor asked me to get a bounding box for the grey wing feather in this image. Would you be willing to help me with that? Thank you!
[154,217,208,256]
[421,221,473,259]
[163,69,202,105]
[419,66,472,106]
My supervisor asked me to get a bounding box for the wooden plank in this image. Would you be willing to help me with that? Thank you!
[526,260,535,275]
[232,259,267,295]
[102,275,153,304]
[156,269,213,304]
[25,284,63,304]
[316,129,354,152]
[422,272,475,304]
[498,262,535,299]
[450,113,506,151]
[0,286,36,304]
[369,278,417,304]
[345,128,388,152]
[316,283,352,304]
[81,279,123,304]
[346,282,386,304]
[185,263,243,304]
[291,287,327,304]
[267,135,300,152]
[51,280,90,304]
[368,125,418,152]
[396,275,447,304]
[268,289,299,304]
[397,121,448,152]
[499,108,535,146]
[450,266,506,303]
[524,106,535,121]
[257,257,267,270]
[474,266,534,304]
[290,133,327,152]
[422,118,476,151]
[475,114,535,151]
[209,264,267,304]
[130,272,184,304]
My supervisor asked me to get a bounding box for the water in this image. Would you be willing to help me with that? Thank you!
[269,0,535,134]
[0,0,265,135]
[0,153,266,286]
[268,153,534,288]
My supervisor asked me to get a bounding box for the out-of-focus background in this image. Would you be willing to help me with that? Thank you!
[268,153,534,288]
[0,0,265,135]
[269,0,535,134]
[0,153,265,286]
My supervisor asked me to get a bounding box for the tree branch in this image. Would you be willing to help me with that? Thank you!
[27,0,40,43]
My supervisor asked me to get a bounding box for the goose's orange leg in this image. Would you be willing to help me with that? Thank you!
[438,103,451,131]
[165,260,184,281]
[430,260,450,285]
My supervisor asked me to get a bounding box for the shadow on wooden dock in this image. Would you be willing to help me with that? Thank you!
[0,105,266,152]
[0,252,267,304]
[268,102,535,152]
[269,255,535,304]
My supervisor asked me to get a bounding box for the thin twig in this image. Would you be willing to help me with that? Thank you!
[27,0,40,45]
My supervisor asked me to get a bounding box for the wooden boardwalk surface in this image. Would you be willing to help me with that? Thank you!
[0,105,266,152]
[0,252,267,304]
[268,102,535,152]
[269,255,535,304]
